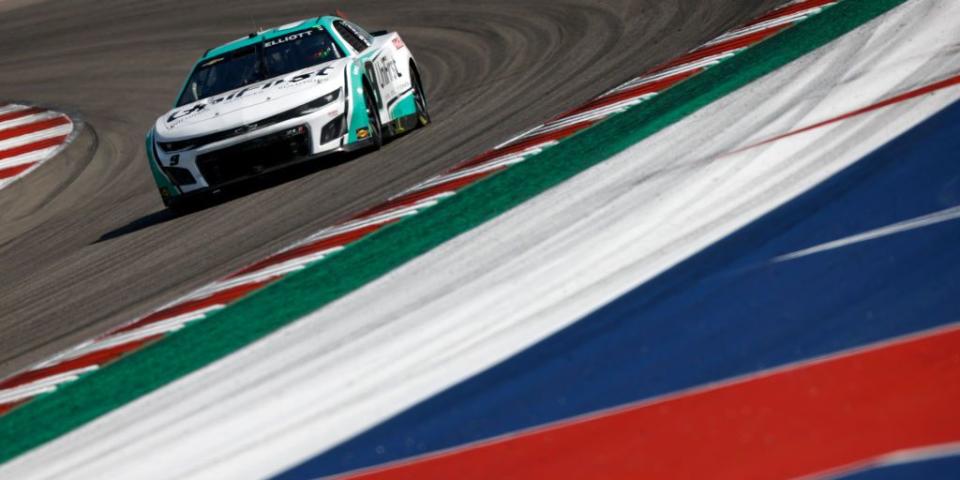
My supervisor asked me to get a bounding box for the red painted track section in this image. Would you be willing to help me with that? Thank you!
[0,162,35,180]
[0,116,70,142]
[0,107,43,123]
[748,0,837,26]
[343,326,960,480]
[655,25,789,74]
[109,278,280,336]
[0,338,159,391]
[734,72,960,154]
[0,136,68,163]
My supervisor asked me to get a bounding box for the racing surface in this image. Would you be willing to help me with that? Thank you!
[0,0,777,376]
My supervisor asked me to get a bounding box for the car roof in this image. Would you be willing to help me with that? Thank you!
[201,16,338,60]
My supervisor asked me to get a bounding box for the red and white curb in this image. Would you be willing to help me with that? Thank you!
[0,0,835,417]
[0,104,75,190]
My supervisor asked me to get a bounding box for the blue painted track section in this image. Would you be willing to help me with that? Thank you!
[836,453,960,480]
[276,100,960,479]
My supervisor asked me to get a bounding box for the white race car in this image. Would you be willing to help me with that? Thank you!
[146,15,429,211]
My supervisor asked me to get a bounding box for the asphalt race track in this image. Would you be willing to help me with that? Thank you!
[0,0,777,377]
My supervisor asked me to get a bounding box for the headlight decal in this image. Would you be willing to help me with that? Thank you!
[296,88,342,115]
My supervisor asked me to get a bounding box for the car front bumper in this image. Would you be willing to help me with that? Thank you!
[153,100,349,194]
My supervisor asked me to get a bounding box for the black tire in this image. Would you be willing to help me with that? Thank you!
[164,192,207,215]
[164,196,194,216]
[411,65,430,127]
[363,80,383,150]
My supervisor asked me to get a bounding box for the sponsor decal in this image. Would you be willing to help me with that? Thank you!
[392,37,405,50]
[375,55,401,88]
[168,103,207,123]
[356,127,369,139]
[165,66,334,126]
[264,30,313,48]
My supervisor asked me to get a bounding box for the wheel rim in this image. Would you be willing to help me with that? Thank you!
[364,89,381,140]
[413,72,429,123]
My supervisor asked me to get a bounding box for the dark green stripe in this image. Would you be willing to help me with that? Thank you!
[0,0,908,464]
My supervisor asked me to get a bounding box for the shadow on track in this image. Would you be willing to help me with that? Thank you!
[96,150,365,243]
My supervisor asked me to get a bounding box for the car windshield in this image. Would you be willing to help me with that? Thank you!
[177,27,342,107]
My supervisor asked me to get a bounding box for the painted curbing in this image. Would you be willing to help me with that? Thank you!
[0,0,907,465]
[0,0,835,415]
[0,104,75,190]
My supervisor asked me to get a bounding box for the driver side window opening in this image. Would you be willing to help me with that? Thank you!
[334,20,368,52]
[345,21,375,45]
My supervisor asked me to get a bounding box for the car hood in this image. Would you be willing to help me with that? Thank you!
[154,58,348,142]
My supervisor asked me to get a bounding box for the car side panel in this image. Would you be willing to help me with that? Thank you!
[369,33,415,126]
[326,17,418,144]
[389,94,417,120]
[344,60,368,144]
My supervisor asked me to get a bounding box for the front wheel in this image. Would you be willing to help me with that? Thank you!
[163,190,209,216]
[164,196,194,216]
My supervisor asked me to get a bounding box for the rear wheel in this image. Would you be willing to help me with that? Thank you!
[363,81,382,150]
[411,66,430,127]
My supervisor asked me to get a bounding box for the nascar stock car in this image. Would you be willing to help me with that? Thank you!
[146,15,430,211]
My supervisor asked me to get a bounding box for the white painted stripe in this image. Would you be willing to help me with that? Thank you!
[0,145,60,169]
[0,111,63,131]
[29,308,220,372]
[69,312,208,363]
[225,247,341,279]
[407,154,531,194]
[0,390,48,408]
[494,120,562,148]
[501,97,641,148]
[107,304,222,338]
[775,205,960,262]
[704,7,825,47]
[801,441,960,480]
[0,104,29,116]
[179,276,284,304]
[299,196,452,246]
[186,248,343,301]
[0,367,98,405]
[0,123,71,152]
[518,96,650,140]
[607,52,736,95]
[0,109,73,190]
[93,319,191,348]
[494,127,543,150]
[552,94,652,123]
